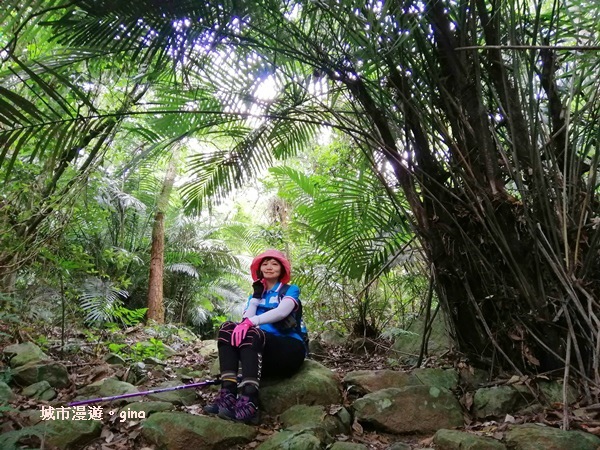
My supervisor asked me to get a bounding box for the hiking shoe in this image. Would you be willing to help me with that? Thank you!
[219,395,260,424]
[203,389,236,416]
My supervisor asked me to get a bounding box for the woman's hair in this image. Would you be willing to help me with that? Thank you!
[258,257,286,280]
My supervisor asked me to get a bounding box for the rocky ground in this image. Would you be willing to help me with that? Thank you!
[2,324,600,449]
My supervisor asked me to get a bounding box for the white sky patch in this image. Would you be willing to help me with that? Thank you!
[246,103,266,128]
[172,19,186,32]
[317,126,332,146]
[254,75,278,101]
[81,81,96,91]
[284,3,301,21]
[308,77,328,98]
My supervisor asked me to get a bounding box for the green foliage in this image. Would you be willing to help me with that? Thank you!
[4,0,599,381]
[211,314,228,329]
[1,0,404,343]
[78,278,129,324]
[381,327,419,341]
[271,158,412,282]
[0,16,148,277]
[0,367,13,384]
[106,338,165,362]
[0,404,18,412]
[266,148,421,336]
[34,335,50,352]
[113,306,148,326]
[103,322,121,333]
[0,294,21,340]
[81,329,101,344]
[145,323,197,344]
[130,338,165,361]
[161,216,247,328]
[107,343,127,354]
[385,358,402,369]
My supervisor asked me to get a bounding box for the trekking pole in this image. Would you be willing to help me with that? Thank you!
[67,378,222,407]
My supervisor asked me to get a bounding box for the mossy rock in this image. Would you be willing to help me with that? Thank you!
[3,342,50,368]
[142,411,257,450]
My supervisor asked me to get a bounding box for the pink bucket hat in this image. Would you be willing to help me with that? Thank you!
[250,249,292,284]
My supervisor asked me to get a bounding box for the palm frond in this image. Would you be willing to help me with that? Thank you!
[272,163,411,280]
[79,277,129,323]
[95,179,148,213]
[166,262,199,278]
[180,110,321,212]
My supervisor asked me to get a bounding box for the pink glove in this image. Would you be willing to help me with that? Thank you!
[231,318,254,347]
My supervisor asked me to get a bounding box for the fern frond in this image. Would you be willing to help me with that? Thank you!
[78,278,129,323]
[166,263,199,278]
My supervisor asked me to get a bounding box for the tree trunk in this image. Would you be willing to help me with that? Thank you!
[147,211,166,323]
[0,254,18,293]
[339,1,599,384]
[146,146,181,323]
[423,195,569,374]
[413,4,598,382]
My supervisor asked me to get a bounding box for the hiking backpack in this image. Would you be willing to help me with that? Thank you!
[276,284,309,351]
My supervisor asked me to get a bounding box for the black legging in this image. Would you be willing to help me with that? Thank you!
[217,321,305,393]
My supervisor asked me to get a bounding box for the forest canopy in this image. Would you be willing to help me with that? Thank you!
[2,0,600,400]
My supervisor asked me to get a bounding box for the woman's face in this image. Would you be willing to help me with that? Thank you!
[260,258,282,280]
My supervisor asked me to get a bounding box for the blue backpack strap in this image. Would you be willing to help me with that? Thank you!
[278,283,290,301]
[278,284,300,323]
[278,284,308,352]
[277,284,298,324]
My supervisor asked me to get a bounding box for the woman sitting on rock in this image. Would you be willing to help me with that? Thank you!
[204,249,307,424]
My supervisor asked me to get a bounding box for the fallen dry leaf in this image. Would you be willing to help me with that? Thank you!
[508,332,523,341]
[505,375,521,385]
[523,345,540,366]
[128,429,140,439]
[462,391,474,410]
[496,422,511,432]
[419,436,434,446]
[328,404,344,415]
[351,418,363,435]
[100,428,114,443]
[124,420,139,428]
